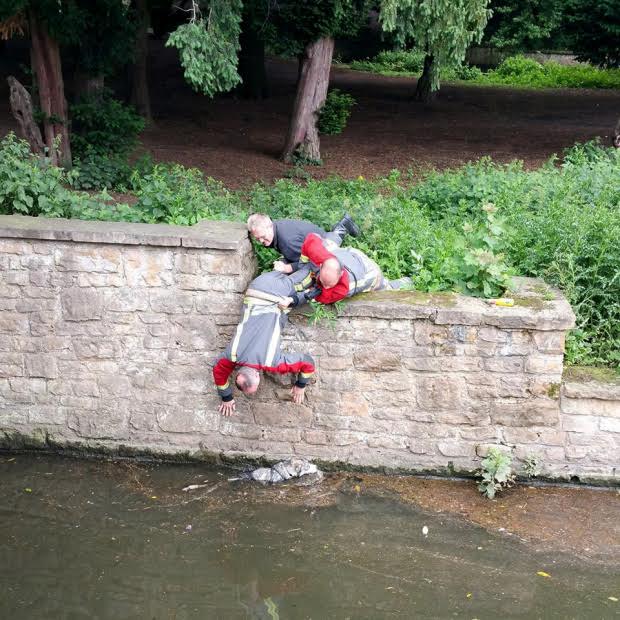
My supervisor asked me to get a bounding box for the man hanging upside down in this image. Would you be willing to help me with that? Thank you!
[212,270,316,416]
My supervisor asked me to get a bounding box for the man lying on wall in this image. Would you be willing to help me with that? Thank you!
[213,270,316,416]
[279,233,411,307]
[247,212,360,274]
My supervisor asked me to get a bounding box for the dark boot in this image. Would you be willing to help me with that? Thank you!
[332,212,360,241]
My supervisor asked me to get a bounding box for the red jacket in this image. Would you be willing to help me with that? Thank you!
[300,233,349,304]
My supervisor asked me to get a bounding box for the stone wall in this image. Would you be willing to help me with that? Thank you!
[0,216,618,484]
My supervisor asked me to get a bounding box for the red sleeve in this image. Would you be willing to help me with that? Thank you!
[316,271,349,304]
[300,233,335,266]
[213,356,236,388]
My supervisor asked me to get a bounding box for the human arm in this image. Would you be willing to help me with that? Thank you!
[213,355,236,412]
[273,260,293,274]
[300,233,336,266]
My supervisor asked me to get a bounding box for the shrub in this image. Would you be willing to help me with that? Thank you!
[72,151,153,191]
[477,447,515,499]
[349,51,620,89]
[318,89,356,135]
[129,163,242,225]
[70,93,145,158]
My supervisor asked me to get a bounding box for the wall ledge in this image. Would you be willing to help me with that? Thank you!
[0,215,248,250]
[329,276,575,330]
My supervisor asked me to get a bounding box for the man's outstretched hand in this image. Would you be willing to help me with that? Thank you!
[290,385,306,405]
[218,399,236,416]
[273,260,293,274]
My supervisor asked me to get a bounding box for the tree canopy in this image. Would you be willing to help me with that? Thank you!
[380,0,491,93]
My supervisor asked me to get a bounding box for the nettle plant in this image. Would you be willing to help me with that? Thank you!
[450,202,512,297]
[477,446,516,499]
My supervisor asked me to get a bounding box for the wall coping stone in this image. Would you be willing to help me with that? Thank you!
[0,215,248,250]
[333,276,575,329]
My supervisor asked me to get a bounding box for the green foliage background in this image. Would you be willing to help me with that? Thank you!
[0,133,618,368]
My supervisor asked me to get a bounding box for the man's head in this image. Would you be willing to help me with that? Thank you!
[235,366,261,395]
[247,213,274,246]
[319,257,342,289]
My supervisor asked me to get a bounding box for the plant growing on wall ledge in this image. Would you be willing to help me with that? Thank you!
[477,446,515,499]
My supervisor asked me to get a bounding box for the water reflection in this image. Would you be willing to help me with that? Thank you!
[0,455,618,619]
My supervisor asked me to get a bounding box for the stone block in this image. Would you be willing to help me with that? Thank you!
[149,291,195,314]
[525,355,564,375]
[414,323,448,346]
[483,357,524,373]
[174,253,201,274]
[416,375,465,410]
[498,376,530,398]
[319,356,352,371]
[67,407,129,439]
[562,380,620,401]
[97,375,132,398]
[123,248,173,287]
[61,288,103,321]
[55,247,121,273]
[156,408,220,433]
[475,443,511,457]
[9,377,47,394]
[29,405,66,425]
[533,331,566,354]
[353,349,402,371]
[564,445,588,460]
[600,417,620,433]
[437,440,475,457]
[341,391,369,417]
[104,289,149,312]
[219,420,263,440]
[261,427,302,443]
[561,415,599,433]
[490,398,559,427]
[435,409,490,426]
[25,354,58,379]
[73,338,122,360]
[253,401,313,428]
[561,396,620,418]
[303,430,330,445]
[319,372,359,392]
[367,435,408,450]
[448,325,478,343]
[76,273,125,288]
[478,326,509,343]
[0,313,30,334]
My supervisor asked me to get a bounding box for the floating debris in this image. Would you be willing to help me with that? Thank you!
[239,458,323,484]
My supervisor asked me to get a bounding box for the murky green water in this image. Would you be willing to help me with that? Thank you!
[1,455,618,620]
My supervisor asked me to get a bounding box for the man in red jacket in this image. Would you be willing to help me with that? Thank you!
[283,233,410,306]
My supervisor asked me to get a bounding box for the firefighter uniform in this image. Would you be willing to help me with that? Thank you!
[268,216,355,271]
[213,271,315,403]
[299,233,392,304]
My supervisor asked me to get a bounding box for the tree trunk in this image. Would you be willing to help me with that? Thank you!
[130,0,152,120]
[7,76,45,155]
[613,118,620,148]
[281,37,334,164]
[238,17,268,99]
[29,9,71,168]
[415,54,437,103]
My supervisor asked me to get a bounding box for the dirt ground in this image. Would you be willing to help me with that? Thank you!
[1,40,619,188]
